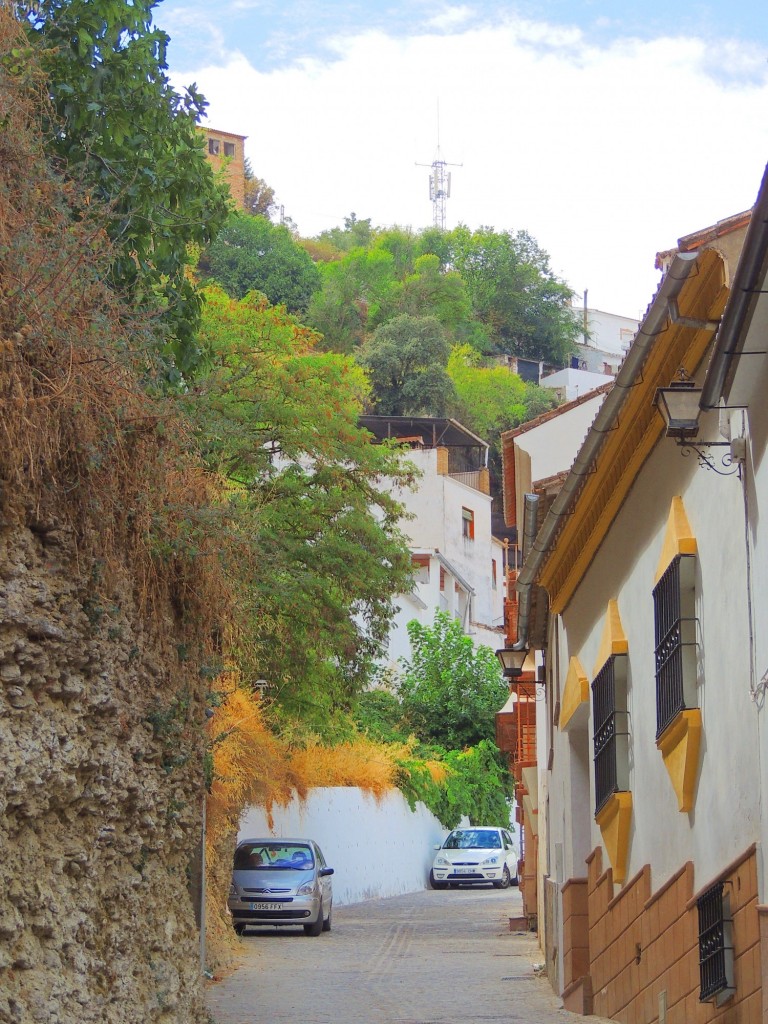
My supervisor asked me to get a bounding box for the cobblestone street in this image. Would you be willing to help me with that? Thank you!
[207,886,610,1024]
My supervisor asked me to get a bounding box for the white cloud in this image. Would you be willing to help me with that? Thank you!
[177,14,768,316]
[423,5,475,31]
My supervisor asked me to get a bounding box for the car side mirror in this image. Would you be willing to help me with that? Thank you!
[319,867,334,876]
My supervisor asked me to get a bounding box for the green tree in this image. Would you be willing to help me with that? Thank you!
[19,0,230,372]
[398,255,486,346]
[306,247,400,353]
[186,286,415,729]
[398,612,508,750]
[243,159,277,218]
[447,344,557,437]
[316,212,375,252]
[359,314,456,416]
[202,213,320,313]
[447,225,581,363]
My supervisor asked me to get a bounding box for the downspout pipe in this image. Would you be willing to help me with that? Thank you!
[514,252,700,634]
[512,493,539,649]
[701,162,768,410]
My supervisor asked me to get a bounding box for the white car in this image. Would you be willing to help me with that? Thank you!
[429,826,519,889]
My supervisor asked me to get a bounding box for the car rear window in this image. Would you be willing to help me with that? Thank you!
[234,844,314,869]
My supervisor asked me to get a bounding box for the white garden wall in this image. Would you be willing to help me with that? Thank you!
[238,787,455,906]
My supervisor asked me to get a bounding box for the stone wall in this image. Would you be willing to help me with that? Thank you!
[0,515,209,1024]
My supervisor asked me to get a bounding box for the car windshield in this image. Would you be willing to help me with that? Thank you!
[234,843,314,870]
[443,829,501,850]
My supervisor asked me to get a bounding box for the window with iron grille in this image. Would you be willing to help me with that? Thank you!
[653,554,697,739]
[697,882,735,1004]
[592,654,629,815]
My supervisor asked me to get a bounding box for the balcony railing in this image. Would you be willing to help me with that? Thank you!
[449,469,490,495]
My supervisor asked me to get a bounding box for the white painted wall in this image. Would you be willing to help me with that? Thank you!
[513,391,606,484]
[238,788,455,906]
[381,446,504,673]
[548,420,761,895]
[539,367,614,403]
[571,303,641,354]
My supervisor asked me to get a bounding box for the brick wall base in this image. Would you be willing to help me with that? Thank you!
[562,845,763,1022]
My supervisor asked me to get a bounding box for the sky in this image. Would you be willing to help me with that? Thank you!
[159,1,768,317]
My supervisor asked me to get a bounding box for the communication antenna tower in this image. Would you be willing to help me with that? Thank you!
[416,105,461,230]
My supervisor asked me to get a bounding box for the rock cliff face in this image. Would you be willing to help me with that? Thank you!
[0,514,209,1024]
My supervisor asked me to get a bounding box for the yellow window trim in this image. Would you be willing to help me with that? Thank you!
[595,791,633,884]
[593,599,628,678]
[655,496,697,584]
[656,708,702,813]
[559,656,589,731]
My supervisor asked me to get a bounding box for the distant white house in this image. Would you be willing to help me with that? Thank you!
[570,300,641,375]
[539,365,614,403]
[360,416,506,672]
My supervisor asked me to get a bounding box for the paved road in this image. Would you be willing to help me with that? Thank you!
[206,886,604,1024]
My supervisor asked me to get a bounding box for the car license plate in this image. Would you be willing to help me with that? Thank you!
[456,867,475,874]
[249,902,283,912]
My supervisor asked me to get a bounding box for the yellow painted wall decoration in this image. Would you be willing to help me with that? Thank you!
[595,792,633,884]
[593,599,628,678]
[657,709,702,812]
[560,656,589,731]
[654,496,701,812]
[655,496,698,584]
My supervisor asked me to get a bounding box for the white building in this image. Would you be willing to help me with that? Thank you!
[507,166,768,1020]
[361,416,506,670]
[570,300,641,375]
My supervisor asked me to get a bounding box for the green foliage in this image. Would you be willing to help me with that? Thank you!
[306,247,400,353]
[184,287,416,732]
[202,213,320,312]
[305,220,578,369]
[353,687,513,829]
[447,225,581,361]
[446,344,560,476]
[399,611,508,750]
[353,616,515,825]
[243,159,277,218]
[315,212,375,252]
[359,314,456,416]
[447,344,528,438]
[395,741,513,829]
[19,0,230,373]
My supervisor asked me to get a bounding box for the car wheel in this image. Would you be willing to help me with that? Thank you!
[304,902,324,936]
[493,866,511,890]
[429,870,447,890]
[322,903,332,932]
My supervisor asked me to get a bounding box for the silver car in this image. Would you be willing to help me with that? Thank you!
[228,837,334,936]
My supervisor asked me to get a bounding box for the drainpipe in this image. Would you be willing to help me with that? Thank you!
[512,493,539,649]
[513,252,700,634]
[700,163,768,410]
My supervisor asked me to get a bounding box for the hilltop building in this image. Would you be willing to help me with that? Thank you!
[201,126,247,208]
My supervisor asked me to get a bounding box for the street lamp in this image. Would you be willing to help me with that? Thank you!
[495,647,528,679]
[654,367,745,476]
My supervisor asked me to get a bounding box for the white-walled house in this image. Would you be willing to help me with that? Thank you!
[570,301,641,376]
[539,366,615,403]
[508,164,768,1020]
[360,416,506,669]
